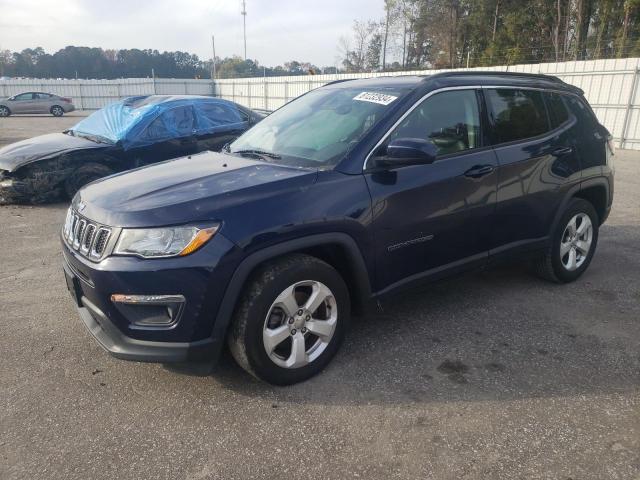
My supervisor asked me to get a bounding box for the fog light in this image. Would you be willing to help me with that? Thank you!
[111,294,185,328]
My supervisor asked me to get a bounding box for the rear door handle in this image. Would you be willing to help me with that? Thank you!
[552,146,574,156]
[464,164,494,178]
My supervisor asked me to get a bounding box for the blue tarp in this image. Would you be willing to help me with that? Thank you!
[71,96,247,150]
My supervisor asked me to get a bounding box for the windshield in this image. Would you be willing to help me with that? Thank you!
[229,86,406,168]
[68,100,154,145]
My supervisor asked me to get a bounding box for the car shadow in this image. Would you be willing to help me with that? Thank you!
[197,228,639,406]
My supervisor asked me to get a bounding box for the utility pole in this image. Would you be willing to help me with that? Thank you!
[241,0,247,60]
[211,35,217,80]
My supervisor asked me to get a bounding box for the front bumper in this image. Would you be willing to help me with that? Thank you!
[62,230,239,363]
[75,294,217,362]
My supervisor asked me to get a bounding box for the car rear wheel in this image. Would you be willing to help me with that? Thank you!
[64,162,114,198]
[228,254,350,385]
[51,105,64,117]
[533,198,599,283]
[0,106,10,117]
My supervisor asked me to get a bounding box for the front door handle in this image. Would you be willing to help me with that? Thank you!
[464,164,494,178]
[552,146,574,156]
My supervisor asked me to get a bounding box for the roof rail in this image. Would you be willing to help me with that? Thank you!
[422,70,567,84]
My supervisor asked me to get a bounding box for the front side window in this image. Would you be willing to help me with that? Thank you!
[387,89,481,156]
[13,93,33,101]
[230,86,408,168]
[486,89,549,144]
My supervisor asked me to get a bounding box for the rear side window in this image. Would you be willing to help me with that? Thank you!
[564,95,599,131]
[545,92,569,128]
[142,106,195,141]
[197,102,243,126]
[486,89,549,144]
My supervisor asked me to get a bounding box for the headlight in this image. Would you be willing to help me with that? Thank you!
[114,224,219,258]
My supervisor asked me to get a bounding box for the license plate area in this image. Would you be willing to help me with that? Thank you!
[64,266,83,307]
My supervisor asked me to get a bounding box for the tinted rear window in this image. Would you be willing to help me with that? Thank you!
[564,95,599,131]
[486,89,549,144]
[545,92,569,128]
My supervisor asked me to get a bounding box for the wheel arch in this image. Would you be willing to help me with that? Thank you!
[574,179,609,225]
[211,233,373,346]
[550,177,610,238]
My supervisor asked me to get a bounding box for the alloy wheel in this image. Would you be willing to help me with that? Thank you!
[560,213,593,271]
[262,280,337,369]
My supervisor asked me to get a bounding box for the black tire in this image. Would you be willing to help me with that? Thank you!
[51,105,64,117]
[0,106,10,117]
[533,198,599,283]
[64,162,114,198]
[228,254,350,385]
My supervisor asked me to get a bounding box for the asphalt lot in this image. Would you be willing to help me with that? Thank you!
[0,111,89,148]
[1,115,639,480]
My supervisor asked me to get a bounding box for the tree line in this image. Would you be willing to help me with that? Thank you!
[0,46,328,79]
[339,0,640,72]
[2,1,639,80]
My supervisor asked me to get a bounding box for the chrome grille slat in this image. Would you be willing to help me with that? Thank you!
[62,207,112,261]
[92,228,111,257]
[81,224,96,253]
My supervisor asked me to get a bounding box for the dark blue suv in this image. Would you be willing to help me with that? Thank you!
[61,72,614,384]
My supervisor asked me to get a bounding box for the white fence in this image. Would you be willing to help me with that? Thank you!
[213,58,640,150]
[1,59,639,149]
[0,78,213,110]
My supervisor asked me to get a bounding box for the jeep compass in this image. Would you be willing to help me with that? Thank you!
[61,72,614,384]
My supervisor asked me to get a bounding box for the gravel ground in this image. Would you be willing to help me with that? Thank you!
[0,116,639,479]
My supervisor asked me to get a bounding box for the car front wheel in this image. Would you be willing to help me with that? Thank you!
[228,254,350,385]
[0,106,10,117]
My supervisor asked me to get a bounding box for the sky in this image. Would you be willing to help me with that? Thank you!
[0,0,385,67]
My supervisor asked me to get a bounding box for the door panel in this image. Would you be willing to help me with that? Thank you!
[366,89,497,292]
[485,88,581,250]
[9,93,35,113]
[366,150,497,290]
[490,134,579,249]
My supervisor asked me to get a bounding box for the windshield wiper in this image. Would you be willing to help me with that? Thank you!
[232,149,281,160]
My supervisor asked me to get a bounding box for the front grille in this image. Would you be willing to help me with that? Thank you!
[63,208,112,260]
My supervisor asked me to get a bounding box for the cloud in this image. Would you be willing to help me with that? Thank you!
[0,0,384,67]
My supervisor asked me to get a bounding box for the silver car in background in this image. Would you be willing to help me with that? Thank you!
[0,92,75,117]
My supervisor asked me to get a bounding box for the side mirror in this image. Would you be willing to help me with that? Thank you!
[374,137,437,168]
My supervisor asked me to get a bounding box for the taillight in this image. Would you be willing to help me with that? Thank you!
[61,97,72,103]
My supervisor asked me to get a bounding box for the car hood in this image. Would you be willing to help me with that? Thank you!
[75,151,318,228]
[0,132,106,172]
